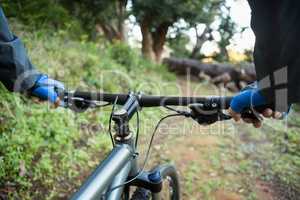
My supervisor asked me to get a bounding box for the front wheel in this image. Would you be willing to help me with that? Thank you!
[131,164,180,200]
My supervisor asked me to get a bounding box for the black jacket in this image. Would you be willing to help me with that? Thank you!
[248,0,300,111]
[0,7,40,92]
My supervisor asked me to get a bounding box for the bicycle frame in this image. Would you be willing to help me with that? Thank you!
[70,93,162,200]
[71,143,137,200]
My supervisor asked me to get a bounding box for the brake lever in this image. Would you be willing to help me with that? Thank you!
[191,111,231,125]
[188,103,231,125]
[67,97,93,112]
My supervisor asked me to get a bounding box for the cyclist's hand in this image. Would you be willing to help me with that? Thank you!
[31,75,64,107]
[228,88,282,128]
[228,108,282,128]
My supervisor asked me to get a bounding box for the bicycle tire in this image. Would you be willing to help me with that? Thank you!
[131,164,180,200]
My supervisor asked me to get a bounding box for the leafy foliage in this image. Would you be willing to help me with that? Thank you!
[213,4,238,61]
[131,0,222,61]
[2,0,70,28]
[1,0,240,61]
[60,0,128,41]
[167,33,191,58]
[108,42,140,71]
[132,0,212,26]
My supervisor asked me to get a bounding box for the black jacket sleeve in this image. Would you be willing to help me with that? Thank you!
[248,0,300,111]
[0,6,41,92]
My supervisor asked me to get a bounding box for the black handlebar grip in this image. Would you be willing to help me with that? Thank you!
[216,96,233,109]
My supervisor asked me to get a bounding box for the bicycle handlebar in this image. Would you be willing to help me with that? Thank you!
[63,91,233,109]
[60,90,273,124]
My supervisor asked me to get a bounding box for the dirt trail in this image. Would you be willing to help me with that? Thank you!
[147,77,277,200]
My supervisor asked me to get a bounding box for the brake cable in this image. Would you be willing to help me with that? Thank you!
[134,109,140,149]
[164,105,191,117]
[108,97,119,147]
[102,112,185,197]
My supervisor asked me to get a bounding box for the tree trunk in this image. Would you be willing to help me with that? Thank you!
[97,23,124,43]
[116,0,127,41]
[96,23,115,42]
[96,0,127,43]
[219,45,229,61]
[163,57,256,91]
[152,23,170,63]
[98,23,117,43]
[140,18,155,61]
[190,26,212,59]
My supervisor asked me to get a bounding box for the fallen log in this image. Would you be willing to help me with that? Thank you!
[163,57,256,91]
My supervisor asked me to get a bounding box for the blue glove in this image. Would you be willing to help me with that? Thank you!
[31,75,64,105]
[230,85,291,119]
[230,88,266,113]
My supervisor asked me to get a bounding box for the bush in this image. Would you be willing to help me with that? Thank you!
[0,84,112,198]
[108,42,140,72]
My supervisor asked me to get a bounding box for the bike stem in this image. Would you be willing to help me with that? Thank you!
[112,92,140,141]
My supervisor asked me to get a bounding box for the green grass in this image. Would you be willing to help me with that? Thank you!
[234,111,300,195]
